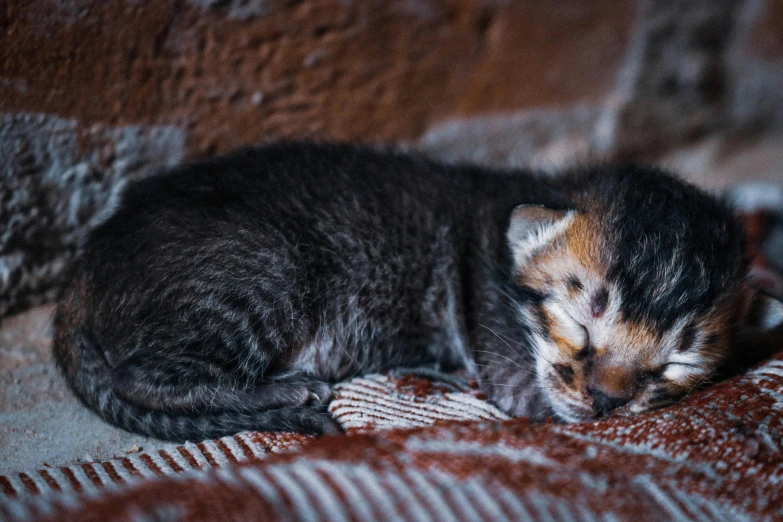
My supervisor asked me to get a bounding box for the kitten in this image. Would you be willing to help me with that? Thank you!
[53,143,783,440]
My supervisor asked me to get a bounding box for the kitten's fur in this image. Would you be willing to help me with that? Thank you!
[54,143,783,440]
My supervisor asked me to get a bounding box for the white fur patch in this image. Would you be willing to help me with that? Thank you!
[662,363,702,382]
[509,211,575,269]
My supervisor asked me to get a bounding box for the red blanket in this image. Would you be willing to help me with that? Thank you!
[2,352,783,521]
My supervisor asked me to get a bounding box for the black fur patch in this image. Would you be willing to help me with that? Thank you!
[678,322,697,352]
[553,363,575,385]
[515,285,551,339]
[591,287,609,317]
[564,165,747,329]
[644,368,667,384]
[703,333,720,347]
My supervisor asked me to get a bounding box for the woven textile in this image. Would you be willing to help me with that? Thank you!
[2,353,783,521]
[0,374,505,501]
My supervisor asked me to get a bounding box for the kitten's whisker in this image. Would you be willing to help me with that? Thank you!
[472,350,537,377]
[684,373,713,396]
[476,322,530,362]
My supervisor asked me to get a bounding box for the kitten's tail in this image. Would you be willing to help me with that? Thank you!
[54,333,339,442]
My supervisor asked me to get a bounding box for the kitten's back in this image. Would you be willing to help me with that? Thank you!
[53,143,518,440]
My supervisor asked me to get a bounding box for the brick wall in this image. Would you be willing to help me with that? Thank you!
[1,0,783,318]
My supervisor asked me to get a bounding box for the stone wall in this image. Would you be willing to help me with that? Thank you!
[1,0,783,318]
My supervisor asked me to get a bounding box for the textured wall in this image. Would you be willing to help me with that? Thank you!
[1,1,632,152]
[2,0,783,318]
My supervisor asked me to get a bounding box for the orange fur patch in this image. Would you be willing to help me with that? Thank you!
[564,214,603,273]
[590,363,634,397]
[613,321,660,359]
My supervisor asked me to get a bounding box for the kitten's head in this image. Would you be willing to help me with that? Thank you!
[508,165,783,422]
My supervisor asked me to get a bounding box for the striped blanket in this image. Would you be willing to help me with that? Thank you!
[2,352,783,521]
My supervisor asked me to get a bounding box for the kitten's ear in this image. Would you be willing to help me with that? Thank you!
[507,205,573,270]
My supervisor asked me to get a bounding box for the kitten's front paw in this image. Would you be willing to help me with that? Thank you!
[310,414,343,436]
[304,381,335,406]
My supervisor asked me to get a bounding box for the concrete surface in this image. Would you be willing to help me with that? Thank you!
[0,305,178,474]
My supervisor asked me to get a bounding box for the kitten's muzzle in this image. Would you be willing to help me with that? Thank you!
[587,386,631,416]
[586,361,636,416]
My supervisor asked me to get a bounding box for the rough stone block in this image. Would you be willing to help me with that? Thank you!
[748,0,783,60]
[727,0,783,131]
[0,113,184,319]
[416,104,608,170]
[0,0,632,155]
[613,0,739,157]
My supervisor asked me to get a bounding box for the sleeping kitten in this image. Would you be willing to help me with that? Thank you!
[53,143,783,440]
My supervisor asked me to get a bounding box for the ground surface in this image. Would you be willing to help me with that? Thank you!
[0,306,179,473]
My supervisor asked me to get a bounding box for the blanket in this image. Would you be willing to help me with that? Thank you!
[1,353,782,521]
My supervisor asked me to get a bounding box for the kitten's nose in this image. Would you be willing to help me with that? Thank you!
[587,387,631,415]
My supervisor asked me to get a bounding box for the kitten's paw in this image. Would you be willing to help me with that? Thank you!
[287,407,342,436]
[304,381,334,406]
[309,414,342,436]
